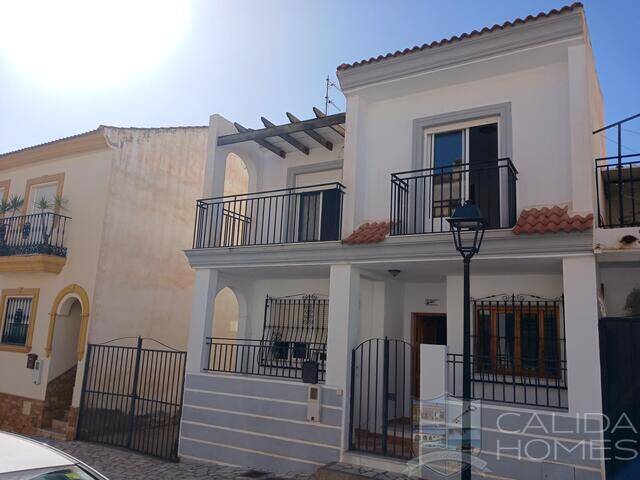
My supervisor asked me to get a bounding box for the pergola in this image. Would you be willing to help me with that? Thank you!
[217,107,345,158]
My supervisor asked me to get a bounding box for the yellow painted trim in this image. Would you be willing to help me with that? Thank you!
[45,284,90,361]
[23,172,65,215]
[0,288,40,353]
[0,180,10,204]
[0,255,66,273]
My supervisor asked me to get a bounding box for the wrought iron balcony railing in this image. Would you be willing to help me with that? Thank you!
[390,158,517,235]
[0,212,70,257]
[193,182,344,248]
[204,337,326,382]
[596,156,640,228]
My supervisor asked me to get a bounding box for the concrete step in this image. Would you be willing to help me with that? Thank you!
[36,428,67,442]
[51,419,67,434]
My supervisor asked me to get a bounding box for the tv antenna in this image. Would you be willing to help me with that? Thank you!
[324,75,343,114]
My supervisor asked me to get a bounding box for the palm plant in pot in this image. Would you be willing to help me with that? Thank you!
[35,197,54,243]
[0,199,10,247]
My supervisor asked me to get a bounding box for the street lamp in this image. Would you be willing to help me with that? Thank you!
[447,201,487,479]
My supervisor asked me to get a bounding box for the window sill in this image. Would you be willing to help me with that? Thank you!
[0,343,31,353]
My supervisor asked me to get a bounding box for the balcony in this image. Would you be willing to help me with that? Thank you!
[0,212,70,273]
[390,158,517,235]
[193,182,344,248]
[596,156,640,228]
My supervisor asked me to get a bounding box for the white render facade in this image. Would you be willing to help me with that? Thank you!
[181,5,635,479]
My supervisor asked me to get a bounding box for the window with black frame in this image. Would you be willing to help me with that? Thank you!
[1,296,34,346]
[259,294,328,370]
[472,294,564,379]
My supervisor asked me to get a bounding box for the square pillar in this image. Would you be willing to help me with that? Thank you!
[326,264,360,390]
[420,344,448,401]
[562,255,602,415]
[186,269,220,373]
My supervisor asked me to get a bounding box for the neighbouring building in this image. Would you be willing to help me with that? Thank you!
[0,126,243,441]
[180,3,640,479]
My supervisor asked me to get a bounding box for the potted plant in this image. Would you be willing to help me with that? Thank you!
[0,199,10,246]
[35,197,53,243]
[625,289,640,316]
[8,195,23,216]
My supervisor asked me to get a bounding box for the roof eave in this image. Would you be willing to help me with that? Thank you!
[0,127,110,170]
[337,6,585,93]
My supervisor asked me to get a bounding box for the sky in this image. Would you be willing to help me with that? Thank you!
[1,0,639,154]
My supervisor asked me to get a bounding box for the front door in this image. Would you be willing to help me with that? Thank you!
[412,314,447,396]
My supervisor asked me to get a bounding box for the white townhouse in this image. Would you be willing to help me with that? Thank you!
[180,3,640,479]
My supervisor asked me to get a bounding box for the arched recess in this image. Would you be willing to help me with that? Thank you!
[45,284,90,361]
[223,152,249,197]
[213,283,249,339]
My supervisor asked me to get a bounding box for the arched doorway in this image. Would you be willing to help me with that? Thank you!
[42,284,90,436]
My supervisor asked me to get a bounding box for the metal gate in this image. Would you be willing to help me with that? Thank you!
[349,337,417,459]
[77,337,187,461]
[599,317,640,479]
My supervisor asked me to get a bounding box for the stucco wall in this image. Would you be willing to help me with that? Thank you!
[0,147,113,401]
[89,128,208,349]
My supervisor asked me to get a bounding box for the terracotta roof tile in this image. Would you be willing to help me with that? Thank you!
[337,3,583,71]
[513,206,593,235]
[343,221,391,245]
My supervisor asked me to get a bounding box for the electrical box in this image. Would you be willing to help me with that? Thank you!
[32,360,42,385]
[26,353,38,369]
[307,385,321,422]
[302,360,319,384]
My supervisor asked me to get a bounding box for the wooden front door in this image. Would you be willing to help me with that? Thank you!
[412,313,447,396]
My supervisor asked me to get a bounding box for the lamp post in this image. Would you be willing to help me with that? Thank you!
[447,201,487,480]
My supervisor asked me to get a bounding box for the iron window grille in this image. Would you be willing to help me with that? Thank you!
[448,294,568,409]
[259,293,328,369]
[1,297,33,345]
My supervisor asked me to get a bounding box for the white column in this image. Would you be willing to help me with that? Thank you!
[186,269,220,373]
[204,114,230,198]
[341,95,368,237]
[420,344,448,400]
[326,264,360,389]
[567,44,595,213]
[562,255,602,415]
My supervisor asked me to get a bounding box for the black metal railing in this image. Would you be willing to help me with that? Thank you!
[0,296,33,345]
[193,182,345,248]
[204,337,326,382]
[593,112,640,228]
[390,158,517,235]
[0,212,70,257]
[595,156,640,228]
[447,353,567,410]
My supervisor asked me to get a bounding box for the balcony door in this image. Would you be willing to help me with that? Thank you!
[422,118,500,230]
[293,168,342,242]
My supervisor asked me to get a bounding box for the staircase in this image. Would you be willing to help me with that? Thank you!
[37,409,70,441]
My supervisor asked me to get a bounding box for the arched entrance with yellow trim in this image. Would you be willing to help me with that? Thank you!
[42,284,90,432]
[45,283,90,361]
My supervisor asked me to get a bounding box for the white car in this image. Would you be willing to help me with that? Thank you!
[0,432,108,479]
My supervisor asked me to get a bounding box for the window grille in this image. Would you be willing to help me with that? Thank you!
[1,297,33,345]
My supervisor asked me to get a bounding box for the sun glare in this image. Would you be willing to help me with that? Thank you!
[0,0,189,90]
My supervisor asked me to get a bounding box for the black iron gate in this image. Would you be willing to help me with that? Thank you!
[77,337,187,461]
[599,317,640,479]
[349,337,416,459]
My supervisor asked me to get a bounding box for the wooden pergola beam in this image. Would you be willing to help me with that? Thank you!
[313,107,345,137]
[218,113,345,146]
[261,117,309,155]
[286,112,333,151]
[233,122,285,158]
